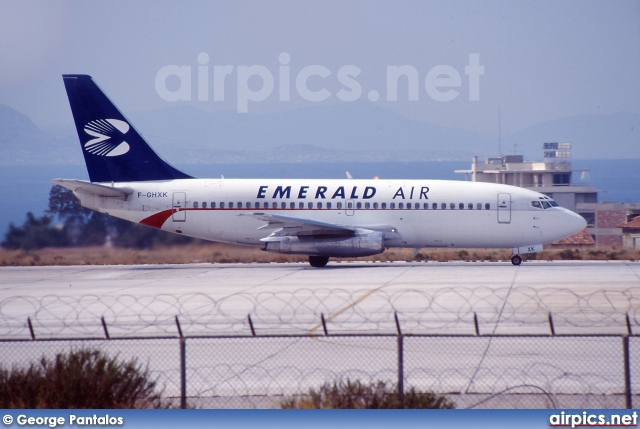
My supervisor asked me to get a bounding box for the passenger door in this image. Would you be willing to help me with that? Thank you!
[172,192,186,222]
[497,193,511,224]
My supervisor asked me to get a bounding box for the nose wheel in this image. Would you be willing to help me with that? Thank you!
[309,256,329,268]
[511,254,523,266]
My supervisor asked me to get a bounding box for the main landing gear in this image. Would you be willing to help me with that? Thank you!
[309,256,329,268]
[510,254,523,266]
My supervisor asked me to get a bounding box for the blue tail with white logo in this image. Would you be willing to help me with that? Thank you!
[63,74,192,182]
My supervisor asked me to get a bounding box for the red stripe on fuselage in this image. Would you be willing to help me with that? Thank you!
[140,209,174,228]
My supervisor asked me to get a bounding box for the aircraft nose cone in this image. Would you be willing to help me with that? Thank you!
[565,209,587,235]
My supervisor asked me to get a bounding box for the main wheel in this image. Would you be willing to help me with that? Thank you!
[309,256,329,268]
[511,254,523,266]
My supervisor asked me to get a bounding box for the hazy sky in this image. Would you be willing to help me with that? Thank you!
[1,0,639,135]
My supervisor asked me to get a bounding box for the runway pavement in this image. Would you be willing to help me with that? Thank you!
[1,261,640,408]
[1,260,639,338]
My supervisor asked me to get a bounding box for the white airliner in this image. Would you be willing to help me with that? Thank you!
[54,75,587,267]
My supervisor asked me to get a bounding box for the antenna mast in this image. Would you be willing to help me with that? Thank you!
[498,106,502,156]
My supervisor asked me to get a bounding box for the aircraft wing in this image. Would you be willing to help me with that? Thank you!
[51,179,133,197]
[239,212,358,240]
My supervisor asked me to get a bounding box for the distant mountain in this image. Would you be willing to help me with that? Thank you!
[1,102,638,165]
[0,104,79,165]
[505,112,640,160]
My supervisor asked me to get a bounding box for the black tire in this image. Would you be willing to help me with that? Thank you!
[309,256,329,268]
[511,255,523,266]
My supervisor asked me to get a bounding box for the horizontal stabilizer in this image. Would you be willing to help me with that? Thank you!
[51,179,132,197]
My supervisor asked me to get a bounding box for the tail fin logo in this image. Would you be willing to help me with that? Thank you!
[83,119,131,157]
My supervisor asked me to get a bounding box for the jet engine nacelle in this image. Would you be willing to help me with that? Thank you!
[264,232,385,257]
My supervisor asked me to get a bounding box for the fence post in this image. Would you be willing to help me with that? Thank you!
[176,316,187,410]
[395,312,404,407]
[27,317,36,340]
[623,335,632,409]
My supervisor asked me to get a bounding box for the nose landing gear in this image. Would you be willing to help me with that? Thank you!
[511,254,523,266]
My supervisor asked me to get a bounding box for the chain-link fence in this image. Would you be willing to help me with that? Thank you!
[2,287,639,409]
[1,328,638,409]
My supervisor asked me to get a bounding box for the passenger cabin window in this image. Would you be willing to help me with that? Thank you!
[237,202,242,208]
[272,202,278,209]
[356,202,362,209]
[308,202,313,209]
[365,202,370,209]
[211,202,216,208]
[220,202,225,209]
[382,202,387,209]
[263,202,268,209]
[281,202,286,209]
[433,203,438,210]
[299,202,304,209]
[390,203,395,209]
[229,202,234,209]
[290,202,295,209]
[327,202,332,209]
[485,203,491,210]
[441,203,446,209]
[193,202,198,208]
[467,203,473,210]
[318,202,323,209]
[477,203,482,210]
[337,202,343,209]
[373,202,378,209]
[398,203,404,209]
[450,203,455,209]
[246,202,251,209]
[348,202,353,209]
[459,203,464,210]
[407,203,412,209]
[202,202,207,208]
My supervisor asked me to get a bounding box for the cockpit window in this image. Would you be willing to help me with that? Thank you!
[531,201,542,209]
[541,201,552,209]
[549,200,559,207]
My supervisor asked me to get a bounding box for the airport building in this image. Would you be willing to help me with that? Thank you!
[455,143,640,248]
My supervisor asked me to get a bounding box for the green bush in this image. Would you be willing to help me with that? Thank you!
[281,379,455,409]
[0,348,168,408]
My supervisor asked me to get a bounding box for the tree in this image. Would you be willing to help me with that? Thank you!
[0,349,168,408]
[1,212,67,250]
